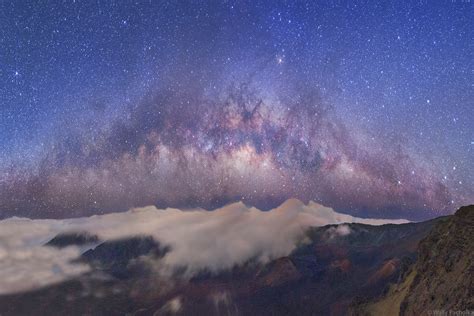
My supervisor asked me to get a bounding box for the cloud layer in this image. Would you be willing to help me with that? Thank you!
[0,199,408,295]
[0,218,90,294]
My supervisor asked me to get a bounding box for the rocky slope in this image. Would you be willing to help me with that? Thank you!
[356,205,474,315]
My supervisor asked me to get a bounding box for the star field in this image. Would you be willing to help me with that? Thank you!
[0,1,472,220]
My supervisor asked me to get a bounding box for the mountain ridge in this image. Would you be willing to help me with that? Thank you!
[353,205,474,315]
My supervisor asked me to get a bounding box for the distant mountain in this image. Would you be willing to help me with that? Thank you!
[353,205,474,315]
[80,236,170,279]
[46,232,100,248]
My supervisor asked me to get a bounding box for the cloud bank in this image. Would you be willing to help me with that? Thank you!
[0,218,90,294]
[0,199,408,295]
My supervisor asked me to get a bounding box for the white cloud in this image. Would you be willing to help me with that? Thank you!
[0,199,408,294]
[157,296,182,314]
[325,224,352,239]
[0,218,90,295]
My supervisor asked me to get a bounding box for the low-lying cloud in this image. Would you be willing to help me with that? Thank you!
[325,224,352,240]
[0,199,408,295]
[0,218,90,295]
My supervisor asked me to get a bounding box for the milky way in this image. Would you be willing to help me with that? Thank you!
[1,1,472,219]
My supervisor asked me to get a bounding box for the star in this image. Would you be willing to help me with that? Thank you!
[0,1,470,220]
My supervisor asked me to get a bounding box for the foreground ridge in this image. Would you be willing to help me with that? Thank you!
[354,205,474,315]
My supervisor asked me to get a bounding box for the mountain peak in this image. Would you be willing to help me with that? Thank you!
[277,198,306,210]
[454,204,474,220]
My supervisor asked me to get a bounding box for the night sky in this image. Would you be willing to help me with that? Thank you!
[1,1,472,220]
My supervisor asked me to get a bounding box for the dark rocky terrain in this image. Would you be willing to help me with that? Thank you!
[0,207,472,316]
[45,232,100,248]
[353,205,473,315]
